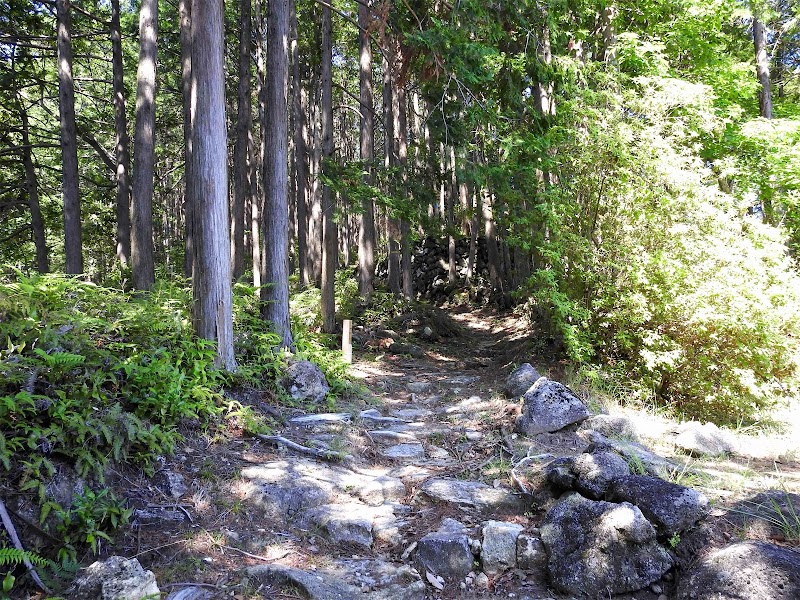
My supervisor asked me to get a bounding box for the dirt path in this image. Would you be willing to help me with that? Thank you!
[101,307,800,600]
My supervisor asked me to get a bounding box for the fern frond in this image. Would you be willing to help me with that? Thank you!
[0,547,47,568]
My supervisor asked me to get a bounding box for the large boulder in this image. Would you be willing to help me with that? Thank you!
[579,414,639,442]
[672,421,736,456]
[69,556,160,600]
[546,451,631,500]
[419,478,528,515]
[480,520,524,574]
[515,379,590,435]
[280,360,330,404]
[504,363,543,398]
[413,520,474,584]
[541,492,673,597]
[676,541,800,600]
[607,475,710,537]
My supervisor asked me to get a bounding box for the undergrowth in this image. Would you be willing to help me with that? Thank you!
[0,270,354,589]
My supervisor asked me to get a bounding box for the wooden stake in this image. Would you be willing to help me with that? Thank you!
[342,319,353,363]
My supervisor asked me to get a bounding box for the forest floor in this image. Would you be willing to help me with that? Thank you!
[77,306,800,600]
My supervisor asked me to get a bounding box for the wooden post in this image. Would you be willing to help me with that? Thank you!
[342,319,353,363]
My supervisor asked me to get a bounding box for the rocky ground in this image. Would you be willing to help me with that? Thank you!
[61,308,800,600]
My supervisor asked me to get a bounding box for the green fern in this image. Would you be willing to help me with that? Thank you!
[0,547,47,568]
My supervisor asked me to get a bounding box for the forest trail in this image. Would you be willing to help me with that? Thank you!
[108,307,800,600]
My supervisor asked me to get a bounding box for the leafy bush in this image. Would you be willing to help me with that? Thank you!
[521,67,800,426]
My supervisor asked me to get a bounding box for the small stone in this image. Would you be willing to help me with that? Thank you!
[651,583,663,594]
[481,520,524,574]
[504,363,543,398]
[69,556,160,600]
[381,443,425,460]
[515,379,590,435]
[280,360,330,404]
[474,572,489,590]
[156,470,188,498]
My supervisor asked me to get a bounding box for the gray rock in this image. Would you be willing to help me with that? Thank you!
[414,530,474,583]
[280,360,330,404]
[673,421,736,456]
[481,520,524,574]
[132,507,189,526]
[516,531,547,574]
[390,408,433,419]
[247,564,359,600]
[515,379,590,435]
[676,541,800,600]
[381,443,425,460]
[541,492,673,597]
[504,363,543,398]
[327,559,425,600]
[368,430,418,443]
[579,414,639,442]
[302,502,396,549]
[572,451,631,500]
[583,431,678,477]
[607,475,710,537]
[289,412,351,426]
[360,409,408,425]
[388,342,425,358]
[420,478,528,515]
[407,381,433,394]
[155,470,187,498]
[241,458,406,521]
[69,556,160,600]
[165,587,213,600]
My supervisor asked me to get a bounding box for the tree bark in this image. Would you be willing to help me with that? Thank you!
[261,0,294,348]
[111,0,131,267]
[131,0,157,289]
[309,82,323,286]
[17,99,49,273]
[483,187,501,290]
[252,0,265,288]
[56,0,82,274]
[383,54,401,294]
[292,4,310,287]
[395,84,413,299]
[231,0,252,280]
[180,0,194,278]
[753,17,774,119]
[190,0,236,371]
[357,0,376,297]
[320,2,337,332]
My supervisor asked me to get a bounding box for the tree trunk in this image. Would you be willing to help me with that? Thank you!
[56,0,82,274]
[483,187,501,290]
[395,84,413,299]
[180,0,194,278]
[601,5,617,63]
[111,0,131,267]
[383,54,401,294]
[357,0,376,297]
[309,82,323,286]
[190,0,236,371]
[753,17,774,119]
[17,99,49,273]
[292,4,310,287]
[231,0,252,280]
[252,0,265,288]
[447,145,457,283]
[261,0,294,349]
[131,0,157,289]
[320,2,337,332]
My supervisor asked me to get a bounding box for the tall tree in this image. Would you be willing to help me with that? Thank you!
[358,0,376,297]
[231,0,252,279]
[261,0,294,349]
[179,0,194,278]
[753,15,774,119]
[190,0,236,370]
[111,0,131,267]
[320,1,337,332]
[56,0,82,274]
[292,4,310,287]
[16,97,48,273]
[131,0,158,289]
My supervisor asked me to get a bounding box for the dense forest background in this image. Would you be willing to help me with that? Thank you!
[2,0,800,428]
